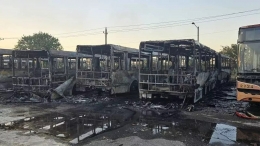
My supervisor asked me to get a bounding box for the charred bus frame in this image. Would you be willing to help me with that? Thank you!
[11,50,90,96]
[0,48,12,69]
[0,48,13,90]
[76,44,149,94]
[138,39,220,103]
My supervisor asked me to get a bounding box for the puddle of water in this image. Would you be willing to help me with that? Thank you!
[1,111,260,146]
[0,112,120,144]
[135,117,260,146]
[209,124,236,145]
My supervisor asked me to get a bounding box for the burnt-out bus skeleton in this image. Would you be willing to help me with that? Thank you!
[76,44,149,94]
[11,50,91,97]
[138,39,232,103]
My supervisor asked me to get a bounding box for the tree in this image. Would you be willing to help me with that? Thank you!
[220,44,238,64]
[15,32,63,51]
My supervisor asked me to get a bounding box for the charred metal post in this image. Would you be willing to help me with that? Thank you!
[48,56,53,88]
[32,57,35,71]
[160,53,163,71]
[138,44,141,94]
[110,46,114,72]
[150,52,153,72]
[0,55,3,68]
[17,58,21,69]
[199,50,201,72]
[185,55,189,70]
[124,52,128,70]
[26,54,29,77]
[64,56,68,79]
[12,52,15,76]
[129,55,132,70]
[193,42,197,74]
[76,49,79,80]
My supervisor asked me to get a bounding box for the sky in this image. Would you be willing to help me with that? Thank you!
[1,0,260,52]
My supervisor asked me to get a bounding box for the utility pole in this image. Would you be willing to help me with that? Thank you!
[103,27,108,45]
[192,22,199,42]
[197,27,199,42]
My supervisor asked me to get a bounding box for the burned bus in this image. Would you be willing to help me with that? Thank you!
[237,24,260,102]
[76,44,149,94]
[11,50,90,97]
[138,39,231,103]
[0,48,13,90]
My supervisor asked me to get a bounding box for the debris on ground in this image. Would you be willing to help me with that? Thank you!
[186,105,194,112]
[235,111,260,120]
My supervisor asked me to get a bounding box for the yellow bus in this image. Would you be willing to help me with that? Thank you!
[237,24,260,102]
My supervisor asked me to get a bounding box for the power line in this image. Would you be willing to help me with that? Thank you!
[109,12,260,33]
[54,27,104,36]
[2,8,260,39]
[107,8,260,28]
[53,8,260,37]
[1,37,19,40]
[48,7,260,36]
[57,32,102,38]
[37,29,238,50]
[116,29,238,45]
[59,11,260,38]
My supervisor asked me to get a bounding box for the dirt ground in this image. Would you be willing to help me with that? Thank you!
[0,83,260,146]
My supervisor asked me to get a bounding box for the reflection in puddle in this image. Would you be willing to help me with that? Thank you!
[56,134,66,138]
[24,130,35,134]
[41,121,65,130]
[1,112,120,144]
[54,117,63,120]
[136,118,260,145]
[84,124,93,127]
[2,112,260,146]
[69,122,111,144]
[209,124,236,145]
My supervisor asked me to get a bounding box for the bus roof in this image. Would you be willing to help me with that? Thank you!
[139,39,216,56]
[240,24,260,29]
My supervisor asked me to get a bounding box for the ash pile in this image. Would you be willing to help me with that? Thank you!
[0,76,112,104]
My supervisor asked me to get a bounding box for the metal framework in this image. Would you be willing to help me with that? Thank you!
[0,48,13,90]
[76,44,149,94]
[138,39,231,103]
[11,50,90,96]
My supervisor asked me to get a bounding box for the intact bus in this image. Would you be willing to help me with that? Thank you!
[237,24,260,102]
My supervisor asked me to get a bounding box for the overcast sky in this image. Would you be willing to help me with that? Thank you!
[1,0,260,51]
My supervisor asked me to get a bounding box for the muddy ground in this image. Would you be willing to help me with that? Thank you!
[0,83,260,146]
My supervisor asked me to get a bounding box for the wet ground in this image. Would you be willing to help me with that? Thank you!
[1,83,260,146]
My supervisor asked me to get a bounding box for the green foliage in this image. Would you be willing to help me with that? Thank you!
[14,32,63,51]
[219,44,238,62]
[220,44,238,60]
